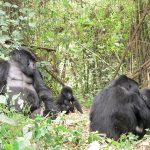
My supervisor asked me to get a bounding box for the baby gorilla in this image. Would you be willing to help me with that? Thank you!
[56,86,83,114]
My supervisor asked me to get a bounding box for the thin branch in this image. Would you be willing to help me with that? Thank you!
[4,40,56,52]
[131,59,150,79]
[44,67,65,86]
[22,44,56,52]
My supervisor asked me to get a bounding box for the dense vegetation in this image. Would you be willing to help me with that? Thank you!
[0,0,150,149]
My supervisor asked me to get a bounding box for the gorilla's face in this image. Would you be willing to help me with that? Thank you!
[61,86,73,100]
[21,58,36,76]
[10,48,37,76]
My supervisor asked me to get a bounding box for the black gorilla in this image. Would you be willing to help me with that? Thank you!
[56,86,83,114]
[90,75,148,140]
[0,47,59,117]
[32,70,60,118]
[140,88,150,128]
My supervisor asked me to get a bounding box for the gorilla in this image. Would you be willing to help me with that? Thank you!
[56,86,83,114]
[90,75,148,140]
[140,88,150,128]
[0,47,59,117]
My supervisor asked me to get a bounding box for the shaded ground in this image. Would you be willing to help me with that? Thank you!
[1,106,150,149]
[54,108,150,150]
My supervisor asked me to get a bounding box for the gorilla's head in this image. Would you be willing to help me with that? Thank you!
[112,75,139,94]
[10,47,36,76]
[61,86,73,100]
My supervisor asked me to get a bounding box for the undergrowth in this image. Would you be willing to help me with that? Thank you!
[1,105,150,150]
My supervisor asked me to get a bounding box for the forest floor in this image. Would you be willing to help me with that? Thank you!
[53,108,91,149]
[61,108,150,150]
[1,107,150,149]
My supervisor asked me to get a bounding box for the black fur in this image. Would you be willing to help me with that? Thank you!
[57,86,83,114]
[9,47,36,76]
[0,60,9,93]
[33,70,60,118]
[140,88,150,128]
[90,75,147,140]
[0,47,39,112]
[0,47,58,118]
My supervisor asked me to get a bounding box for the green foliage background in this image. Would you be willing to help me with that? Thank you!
[0,0,136,95]
[0,0,150,149]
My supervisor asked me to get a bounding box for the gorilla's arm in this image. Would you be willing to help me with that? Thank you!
[141,89,150,109]
[138,97,150,129]
[72,97,83,114]
[0,60,10,93]
[33,71,60,117]
[64,100,75,113]
[59,103,74,114]
[130,92,150,131]
[57,96,74,113]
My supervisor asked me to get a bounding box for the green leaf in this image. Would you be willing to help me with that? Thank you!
[28,22,36,28]
[13,141,19,150]
[0,114,18,126]
[4,2,11,7]
[0,10,5,16]
[24,132,32,141]
[12,30,23,41]
[12,5,18,8]
[23,124,33,135]
[1,26,9,32]
[28,12,35,17]
[5,144,13,150]
[0,95,7,104]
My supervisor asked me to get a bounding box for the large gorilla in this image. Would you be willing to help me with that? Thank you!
[0,47,59,117]
[56,86,83,114]
[90,75,149,140]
